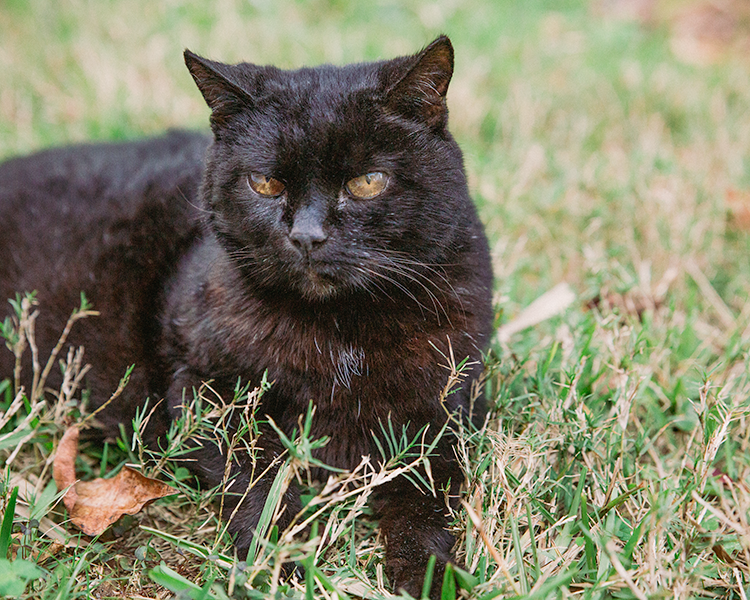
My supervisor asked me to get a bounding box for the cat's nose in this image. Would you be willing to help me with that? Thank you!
[290,226,327,254]
[289,206,328,255]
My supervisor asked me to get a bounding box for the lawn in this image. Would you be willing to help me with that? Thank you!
[2,0,750,598]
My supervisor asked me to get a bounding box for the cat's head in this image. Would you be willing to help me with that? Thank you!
[185,37,473,303]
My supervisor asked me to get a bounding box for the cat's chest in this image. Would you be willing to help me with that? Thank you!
[192,285,439,401]
[164,241,450,411]
[210,295,398,387]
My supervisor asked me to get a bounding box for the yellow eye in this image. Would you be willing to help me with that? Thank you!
[345,172,388,199]
[248,173,286,197]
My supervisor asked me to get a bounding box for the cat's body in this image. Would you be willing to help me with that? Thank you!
[0,37,493,597]
[0,131,208,425]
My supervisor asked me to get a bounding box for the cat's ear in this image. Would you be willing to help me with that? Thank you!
[385,36,454,129]
[184,50,254,129]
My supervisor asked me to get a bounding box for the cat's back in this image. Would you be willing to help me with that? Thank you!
[0,130,210,413]
[1,130,208,237]
[0,130,209,291]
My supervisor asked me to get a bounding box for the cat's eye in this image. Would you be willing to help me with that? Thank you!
[248,173,286,197]
[345,172,388,200]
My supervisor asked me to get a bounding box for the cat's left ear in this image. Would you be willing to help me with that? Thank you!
[184,50,254,130]
[385,36,454,129]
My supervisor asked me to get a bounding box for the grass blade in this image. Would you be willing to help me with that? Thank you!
[509,513,528,594]
[440,563,456,600]
[0,486,19,558]
[526,502,541,582]
[247,459,290,563]
[580,494,597,576]
[421,554,437,599]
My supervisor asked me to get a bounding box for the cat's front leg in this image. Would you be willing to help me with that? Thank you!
[164,369,301,559]
[373,477,460,599]
[204,436,302,559]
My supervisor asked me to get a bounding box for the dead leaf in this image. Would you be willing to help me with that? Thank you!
[594,1,750,65]
[34,541,66,565]
[586,290,663,322]
[726,188,750,230]
[53,426,80,512]
[497,282,576,343]
[53,425,176,537]
[669,1,750,65]
[712,543,739,567]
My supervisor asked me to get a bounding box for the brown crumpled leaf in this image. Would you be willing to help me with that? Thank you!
[669,1,750,66]
[53,426,176,536]
[726,188,750,230]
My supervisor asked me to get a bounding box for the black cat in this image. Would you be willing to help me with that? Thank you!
[0,36,493,597]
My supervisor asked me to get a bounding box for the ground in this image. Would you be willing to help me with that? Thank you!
[2,0,750,598]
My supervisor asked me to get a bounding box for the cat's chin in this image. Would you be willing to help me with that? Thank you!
[297,271,343,301]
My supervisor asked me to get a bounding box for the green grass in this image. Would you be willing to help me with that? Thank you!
[2,0,750,598]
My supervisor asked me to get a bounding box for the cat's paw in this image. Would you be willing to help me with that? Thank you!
[388,551,454,600]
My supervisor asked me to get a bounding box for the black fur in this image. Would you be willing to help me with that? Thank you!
[0,36,493,598]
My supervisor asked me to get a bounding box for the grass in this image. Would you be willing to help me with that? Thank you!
[2,0,750,598]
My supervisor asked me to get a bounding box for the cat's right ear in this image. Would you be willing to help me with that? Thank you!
[384,36,454,130]
[184,50,254,130]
